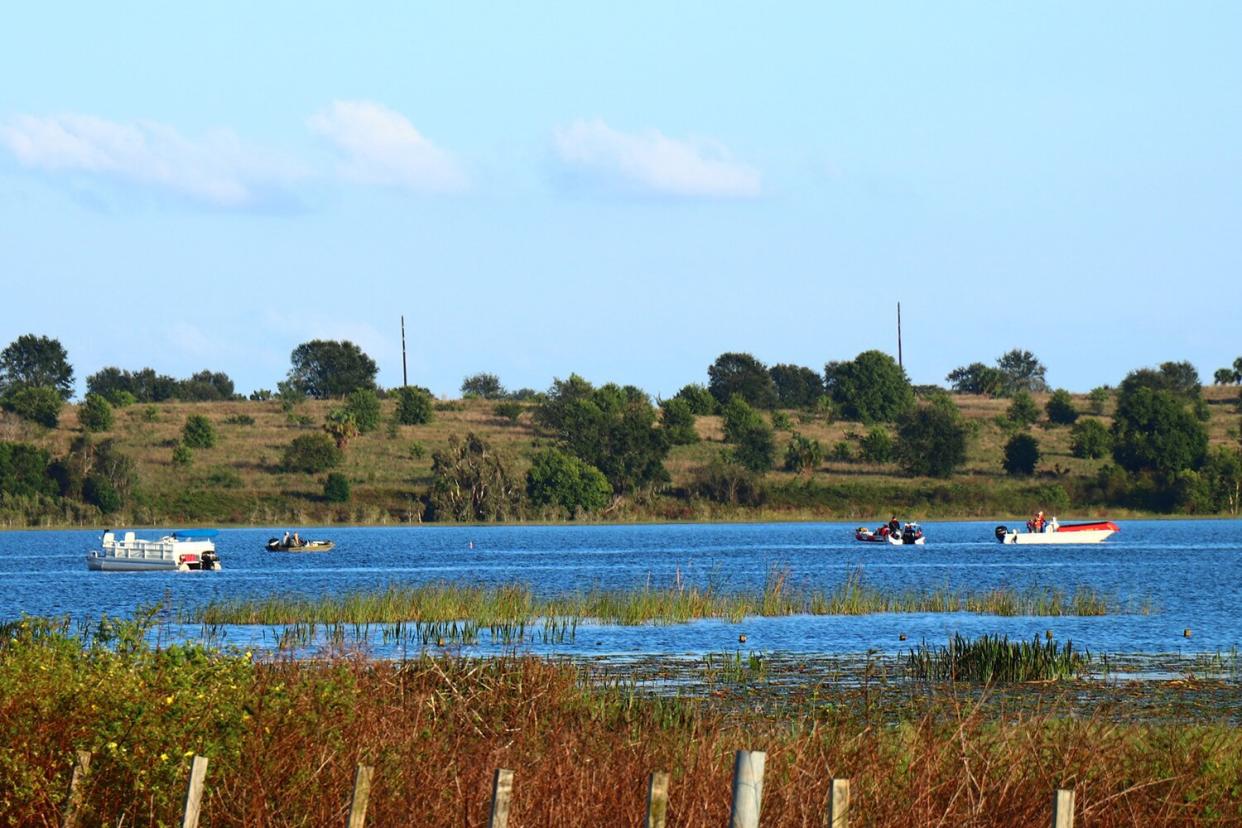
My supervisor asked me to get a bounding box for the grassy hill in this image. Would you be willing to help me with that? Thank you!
[2,385,1238,527]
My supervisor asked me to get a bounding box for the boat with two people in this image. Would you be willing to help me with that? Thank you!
[265,531,334,553]
[86,529,222,572]
[994,511,1119,544]
[855,517,926,545]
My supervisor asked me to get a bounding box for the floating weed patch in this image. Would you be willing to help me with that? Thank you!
[906,633,1092,683]
[192,570,1132,629]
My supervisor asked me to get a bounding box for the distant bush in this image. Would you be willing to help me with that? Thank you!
[461,372,505,399]
[770,411,793,431]
[286,412,314,428]
[1002,433,1040,476]
[281,434,342,473]
[783,432,823,475]
[1045,389,1078,425]
[323,472,351,503]
[171,442,193,466]
[673,383,717,415]
[249,389,273,401]
[109,390,136,408]
[2,386,62,428]
[78,393,114,432]
[395,386,434,425]
[141,406,159,422]
[182,415,217,449]
[659,398,698,445]
[83,474,121,513]
[223,413,255,426]
[205,467,242,488]
[1006,392,1040,428]
[345,388,382,433]
[408,441,427,460]
[1070,419,1112,459]
[831,441,853,462]
[858,426,894,464]
[1086,386,1110,415]
[494,401,523,423]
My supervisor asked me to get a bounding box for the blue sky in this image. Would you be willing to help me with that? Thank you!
[2,2,1239,397]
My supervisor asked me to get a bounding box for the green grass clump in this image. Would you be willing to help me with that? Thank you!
[906,633,1091,683]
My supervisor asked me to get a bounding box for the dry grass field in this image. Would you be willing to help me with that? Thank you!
[2,385,1238,526]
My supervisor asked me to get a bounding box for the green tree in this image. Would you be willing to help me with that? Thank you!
[1086,386,1111,415]
[1119,363,1201,401]
[345,388,382,433]
[673,383,717,415]
[659,397,698,445]
[1111,387,1208,475]
[1044,389,1078,425]
[83,475,121,513]
[175,370,235,401]
[721,396,775,473]
[783,432,822,476]
[171,442,192,466]
[2,386,63,427]
[0,442,55,498]
[769,364,823,408]
[461,372,505,399]
[1002,433,1040,476]
[995,349,1048,395]
[394,385,434,425]
[286,340,378,398]
[537,378,670,495]
[181,414,217,449]
[858,426,894,463]
[323,409,360,449]
[1006,392,1040,427]
[78,393,114,433]
[1215,368,1237,385]
[707,352,778,409]
[429,432,523,521]
[323,472,351,503]
[1235,357,1242,383]
[0,334,74,400]
[494,401,523,423]
[824,350,913,423]
[1070,418,1113,459]
[281,433,343,473]
[526,448,612,518]
[895,397,969,478]
[946,362,1005,396]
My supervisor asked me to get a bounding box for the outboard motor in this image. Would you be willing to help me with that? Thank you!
[994,525,1009,541]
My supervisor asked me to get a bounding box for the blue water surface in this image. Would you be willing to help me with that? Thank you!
[1,520,1239,656]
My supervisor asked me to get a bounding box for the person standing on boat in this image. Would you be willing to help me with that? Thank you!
[888,516,901,535]
[282,531,290,546]
[1030,511,1046,533]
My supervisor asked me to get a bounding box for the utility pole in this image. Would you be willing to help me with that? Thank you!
[897,302,903,370]
[400,316,408,387]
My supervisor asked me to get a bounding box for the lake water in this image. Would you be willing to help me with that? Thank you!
[1,520,1239,657]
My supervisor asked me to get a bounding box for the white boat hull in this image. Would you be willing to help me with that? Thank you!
[888,534,925,545]
[999,529,1114,545]
[87,530,221,572]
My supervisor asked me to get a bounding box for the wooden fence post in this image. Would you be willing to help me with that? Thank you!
[646,771,670,828]
[62,750,92,828]
[825,778,850,828]
[488,768,514,828]
[347,764,374,828]
[180,755,209,828]
[729,750,766,828]
[1052,788,1075,828]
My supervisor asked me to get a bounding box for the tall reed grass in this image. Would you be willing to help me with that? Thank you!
[907,633,1092,682]
[193,569,1128,627]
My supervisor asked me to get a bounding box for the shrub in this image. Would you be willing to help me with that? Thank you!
[673,383,717,415]
[171,443,193,466]
[770,411,793,431]
[323,472,351,503]
[1,386,62,427]
[461,372,505,399]
[141,405,159,422]
[395,386,434,425]
[1006,392,1040,428]
[78,393,114,432]
[281,434,343,473]
[825,350,913,423]
[1070,419,1113,459]
[525,448,612,518]
[659,398,698,445]
[1044,389,1078,425]
[783,432,823,475]
[345,388,382,433]
[83,474,121,512]
[831,441,853,462]
[409,441,427,460]
[1087,386,1111,415]
[224,413,256,426]
[858,426,894,464]
[110,390,137,408]
[322,409,359,449]
[494,401,523,423]
[181,415,217,449]
[1002,433,1040,476]
[895,398,969,478]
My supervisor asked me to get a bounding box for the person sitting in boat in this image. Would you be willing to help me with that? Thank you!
[292,532,302,547]
[888,516,901,535]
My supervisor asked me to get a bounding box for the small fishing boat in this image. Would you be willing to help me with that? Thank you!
[87,529,221,572]
[994,519,1118,545]
[265,537,334,553]
[855,524,925,545]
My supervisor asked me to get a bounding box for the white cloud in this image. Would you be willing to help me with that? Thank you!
[0,113,304,208]
[308,100,467,194]
[552,118,761,198]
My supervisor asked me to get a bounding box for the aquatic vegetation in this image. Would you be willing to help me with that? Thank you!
[192,570,1130,629]
[906,633,1092,683]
